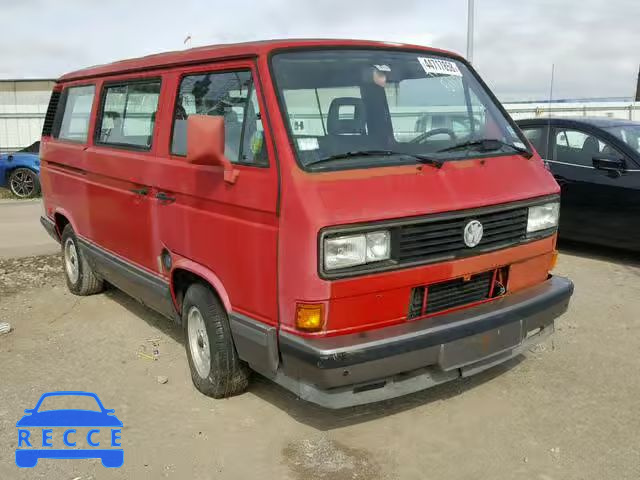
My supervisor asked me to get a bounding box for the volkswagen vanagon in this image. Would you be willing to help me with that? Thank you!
[39,39,573,408]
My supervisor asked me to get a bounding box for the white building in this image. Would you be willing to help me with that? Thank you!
[0,79,55,153]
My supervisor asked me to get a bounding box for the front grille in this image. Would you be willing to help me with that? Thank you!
[425,270,494,315]
[407,287,425,319]
[407,270,495,319]
[397,207,528,265]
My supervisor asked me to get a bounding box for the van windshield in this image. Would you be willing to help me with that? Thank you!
[271,49,528,171]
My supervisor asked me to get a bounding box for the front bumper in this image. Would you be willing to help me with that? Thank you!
[276,275,573,408]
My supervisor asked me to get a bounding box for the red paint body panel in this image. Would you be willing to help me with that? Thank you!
[280,236,556,337]
[275,156,558,333]
[41,39,560,341]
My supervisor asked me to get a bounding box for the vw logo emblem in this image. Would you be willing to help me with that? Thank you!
[463,220,483,248]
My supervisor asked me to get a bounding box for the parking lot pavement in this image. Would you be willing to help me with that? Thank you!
[0,199,58,259]
[1,246,639,479]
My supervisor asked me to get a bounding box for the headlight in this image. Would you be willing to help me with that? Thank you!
[324,231,390,271]
[527,202,560,233]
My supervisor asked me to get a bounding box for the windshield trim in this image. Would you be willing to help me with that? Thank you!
[267,45,532,173]
[305,150,524,172]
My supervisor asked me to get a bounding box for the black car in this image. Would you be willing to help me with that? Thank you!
[516,117,640,251]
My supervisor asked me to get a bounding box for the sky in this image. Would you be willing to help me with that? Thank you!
[1,0,638,101]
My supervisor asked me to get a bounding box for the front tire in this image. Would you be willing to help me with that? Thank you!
[61,225,104,296]
[8,168,40,199]
[183,283,249,398]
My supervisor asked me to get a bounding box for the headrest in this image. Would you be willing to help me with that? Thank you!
[582,136,600,154]
[327,97,366,135]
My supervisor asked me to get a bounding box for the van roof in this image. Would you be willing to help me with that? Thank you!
[58,38,458,82]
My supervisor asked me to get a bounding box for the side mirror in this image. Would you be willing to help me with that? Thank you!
[24,409,34,414]
[592,156,625,177]
[186,115,239,184]
[7,154,13,162]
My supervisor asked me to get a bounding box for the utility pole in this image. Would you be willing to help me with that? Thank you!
[467,0,475,63]
[635,64,640,102]
[548,64,555,114]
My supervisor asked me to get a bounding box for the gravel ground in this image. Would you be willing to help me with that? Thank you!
[0,254,62,295]
[0,244,639,479]
[0,187,41,200]
[0,188,13,200]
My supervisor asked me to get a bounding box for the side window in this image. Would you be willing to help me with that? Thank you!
[97,80,161,149]
[57,85,95,142]
[171,70,268,166]
[522,127,546,154]
[241,86,267,165]
[554,129,614,167]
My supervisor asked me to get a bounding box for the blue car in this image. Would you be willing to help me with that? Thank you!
[15,391,123,468]
[0,141,41,198]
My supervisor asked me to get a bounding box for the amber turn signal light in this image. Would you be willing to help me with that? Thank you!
[549,250,559,271]
[295,303,324,332]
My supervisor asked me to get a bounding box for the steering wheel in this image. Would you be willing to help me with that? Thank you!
[410,128,457,145]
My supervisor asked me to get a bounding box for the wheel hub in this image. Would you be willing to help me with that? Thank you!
[64,238,80,284]
[187,306,211,379]
[10,171,35,198]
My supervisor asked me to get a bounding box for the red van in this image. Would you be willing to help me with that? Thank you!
[39,39,573,408]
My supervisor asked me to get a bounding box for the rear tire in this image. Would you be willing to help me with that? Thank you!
[183,283,249,398]
[61,225,104,296]
[8,168,40,199]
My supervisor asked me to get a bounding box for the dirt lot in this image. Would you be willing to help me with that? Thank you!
[1,244,639,479]
[0,199,58,259]
[0,188,15,200]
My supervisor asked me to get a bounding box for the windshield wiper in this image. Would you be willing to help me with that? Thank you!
[307,150,443,168]
[437,139,532,158]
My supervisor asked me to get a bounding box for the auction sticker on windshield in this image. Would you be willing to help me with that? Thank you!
[418,57,462,77]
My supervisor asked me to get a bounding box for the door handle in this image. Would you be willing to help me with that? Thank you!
[155,192,176,203]
[130,188,148,196]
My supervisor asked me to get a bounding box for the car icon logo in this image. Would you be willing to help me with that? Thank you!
[15,391,123,468]
[463,220,483,248]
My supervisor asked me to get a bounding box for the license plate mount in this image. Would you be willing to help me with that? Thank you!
[439,321,522,371]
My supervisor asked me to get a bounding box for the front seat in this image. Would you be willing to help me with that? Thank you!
[324,97,368,154]
[327,97,367,135]
[582,136,600,155]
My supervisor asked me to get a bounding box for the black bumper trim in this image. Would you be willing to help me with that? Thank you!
[40,216,60,243]
[280,275,574,370]
[229,312,279,376]
[78,238,178,321]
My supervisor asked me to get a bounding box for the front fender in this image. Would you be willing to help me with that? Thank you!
[4,165,40,181]
[4,153,40,176]
[169,256,232,313]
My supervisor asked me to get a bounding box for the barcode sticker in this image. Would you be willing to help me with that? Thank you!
[297,137,319,151]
